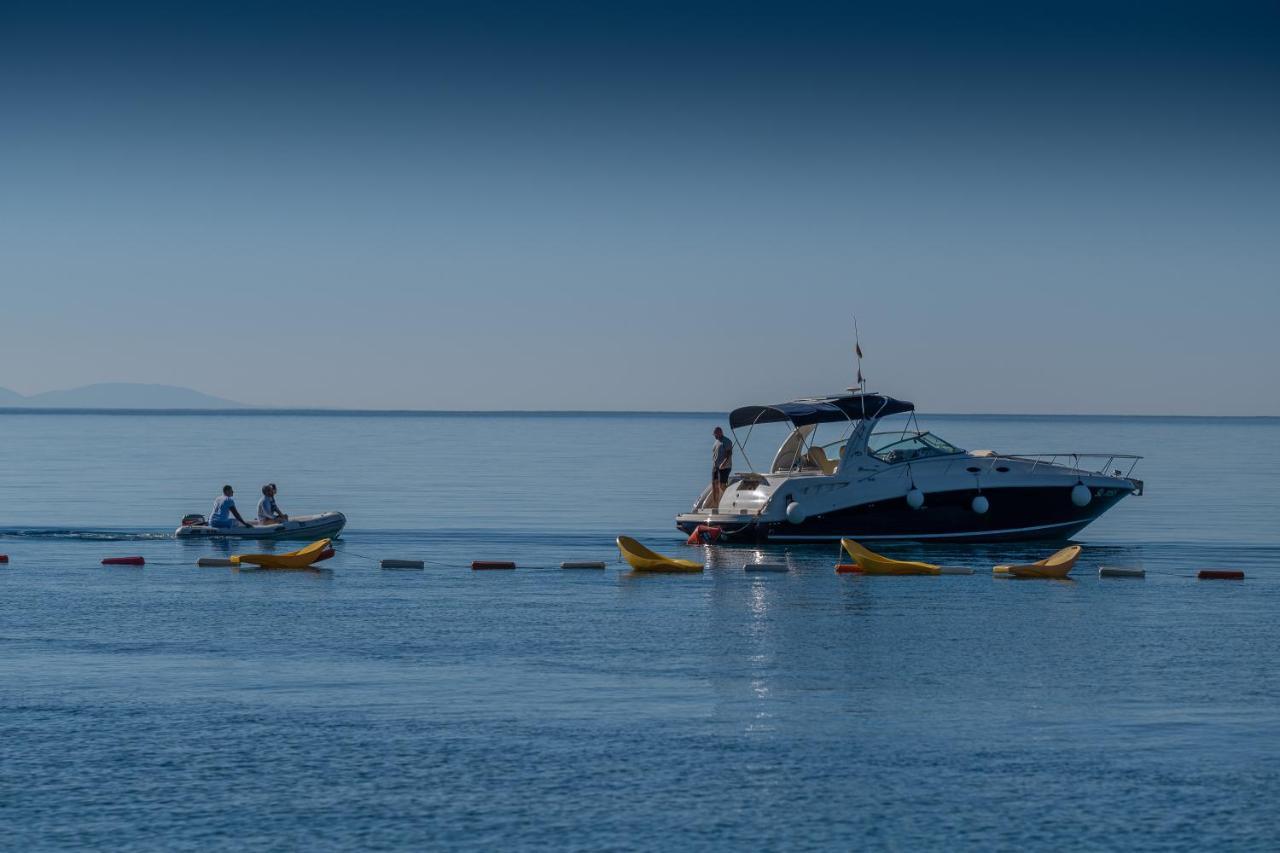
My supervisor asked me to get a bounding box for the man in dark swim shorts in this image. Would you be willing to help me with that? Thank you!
[709,426,733,509]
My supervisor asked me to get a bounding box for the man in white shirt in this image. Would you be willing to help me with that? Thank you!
[257,484,288,524]
[210,485,253,529]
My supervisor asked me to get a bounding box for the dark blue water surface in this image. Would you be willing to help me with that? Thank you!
[2,412,1278,851]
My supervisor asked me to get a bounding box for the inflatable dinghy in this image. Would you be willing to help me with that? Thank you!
[175,511,346,540]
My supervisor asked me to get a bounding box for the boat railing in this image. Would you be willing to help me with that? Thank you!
[998,453,1142,478]
[860,452,1143,484]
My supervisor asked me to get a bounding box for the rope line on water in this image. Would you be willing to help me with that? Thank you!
[333,547,624,571]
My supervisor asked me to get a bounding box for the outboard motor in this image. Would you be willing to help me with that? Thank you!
[181,514,207,527]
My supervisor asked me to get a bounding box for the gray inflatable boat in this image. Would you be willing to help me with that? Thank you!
[175,511,346,540]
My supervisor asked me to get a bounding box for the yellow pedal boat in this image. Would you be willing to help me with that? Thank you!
[616,536,704,573]
[993,545,1081,579]
[232,538,333,570]
[840,539,940,575]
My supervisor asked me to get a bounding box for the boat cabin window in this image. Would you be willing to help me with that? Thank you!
[869,431,963,464]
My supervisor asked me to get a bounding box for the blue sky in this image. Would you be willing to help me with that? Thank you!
[2,1,1277,413]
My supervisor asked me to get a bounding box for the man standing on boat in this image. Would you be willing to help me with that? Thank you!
[210,485,253,529]
[709,427,733,509]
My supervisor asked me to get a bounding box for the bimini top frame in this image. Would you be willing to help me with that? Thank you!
[727,393,915,474]
[728,394,913,430]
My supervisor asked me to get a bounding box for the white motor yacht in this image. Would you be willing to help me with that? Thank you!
[676,392,1142,543]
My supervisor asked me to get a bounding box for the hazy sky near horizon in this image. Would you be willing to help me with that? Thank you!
[2,1,1278,414]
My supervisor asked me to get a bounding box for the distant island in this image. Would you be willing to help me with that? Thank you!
[0,383,243,409]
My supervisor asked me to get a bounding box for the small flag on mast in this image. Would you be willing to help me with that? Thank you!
[855,342,863,359]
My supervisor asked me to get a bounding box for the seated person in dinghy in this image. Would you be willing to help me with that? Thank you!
[257,484,289,524]
[210,485,253,529]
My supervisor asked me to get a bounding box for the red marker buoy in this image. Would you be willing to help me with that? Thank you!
[1198,570,1244,580]
[102,556,145,566]
[472,560,516,570]
[685,524,722,546]
[835,563,861,574]
[0,554,9,563]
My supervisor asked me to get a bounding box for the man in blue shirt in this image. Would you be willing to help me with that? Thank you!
[210,485,253,529]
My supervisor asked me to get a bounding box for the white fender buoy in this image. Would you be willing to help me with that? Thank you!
[971,495,989,514]
[938,566,975,575]
[1099,567,1145,578]
[906,488,925,509]
[1071,483,1092,507]
[786,502,807,524]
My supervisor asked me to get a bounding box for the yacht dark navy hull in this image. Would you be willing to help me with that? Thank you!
[677,486,1132,543]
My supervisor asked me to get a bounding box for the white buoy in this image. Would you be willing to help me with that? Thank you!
[1071,483,1092,507]
[938,566,975,575]
[971,495,989,514]
[906,488,925,509]
[381,559,425,570]
[786,502,807,524]
[1099,567,1145,578]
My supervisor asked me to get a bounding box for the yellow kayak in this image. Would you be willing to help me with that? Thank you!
[994,545,1081,579]
[840,539,940,575]
[616,536,704,573]
[231,538,333,570]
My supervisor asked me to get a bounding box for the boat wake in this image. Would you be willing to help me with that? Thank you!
[0,528,173,542]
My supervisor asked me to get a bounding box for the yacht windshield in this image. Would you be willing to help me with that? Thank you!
[869,431,964,464]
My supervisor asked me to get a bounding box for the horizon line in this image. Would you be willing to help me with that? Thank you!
[0,405,1277,420]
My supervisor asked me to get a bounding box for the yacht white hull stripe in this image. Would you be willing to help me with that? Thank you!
[765,519,1085,541]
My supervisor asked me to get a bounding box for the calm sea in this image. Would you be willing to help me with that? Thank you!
[2,411,1278,851]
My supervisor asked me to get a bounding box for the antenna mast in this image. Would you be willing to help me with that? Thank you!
[852,315,866,393]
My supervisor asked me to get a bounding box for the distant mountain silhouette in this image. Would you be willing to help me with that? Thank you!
[0,383,243,409]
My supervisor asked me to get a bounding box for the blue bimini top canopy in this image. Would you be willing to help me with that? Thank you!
[728,394,914,430]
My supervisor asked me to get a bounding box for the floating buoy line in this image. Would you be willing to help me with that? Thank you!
[0,536,1257,584]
